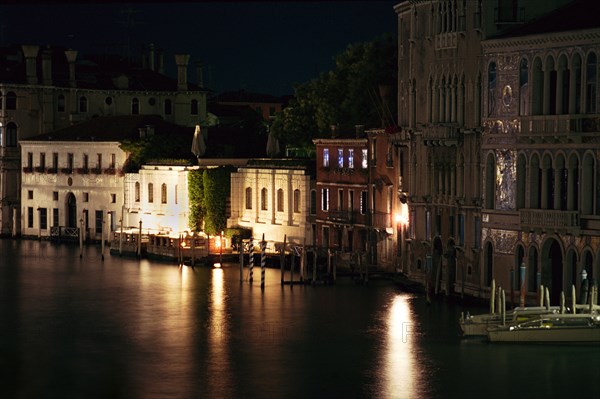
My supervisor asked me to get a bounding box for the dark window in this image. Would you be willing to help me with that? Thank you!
[79,96,88,113]
[293,189,300,213]
[148,183,154,203]
[27,207,33,228]
[6,122,17,147]
[95,210,103,234]
[58,94,66,112]
[6,91,16,110]
[310,190,317,215]
[132,98,140,114]
[53,208,59,227]
[39,208,47,230]
[161,183,167,204]
[135,182,140,202]
[191,99,198,115]
[105,96,113,106]
[245,187,252,210]
[277,189,284,212]
[261,188,268,210]
[164,99,172,115]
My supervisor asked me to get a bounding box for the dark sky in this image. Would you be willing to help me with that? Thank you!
[0,1,398,96]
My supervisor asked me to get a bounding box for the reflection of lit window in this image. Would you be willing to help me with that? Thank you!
[362,149,368,168]
[323,148,329,167]
[338,148,344,168]
[348,149,354,168]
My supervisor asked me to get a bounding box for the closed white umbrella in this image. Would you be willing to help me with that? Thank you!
[191,125,206,157]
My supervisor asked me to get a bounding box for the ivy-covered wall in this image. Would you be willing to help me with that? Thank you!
[188,166,234,235]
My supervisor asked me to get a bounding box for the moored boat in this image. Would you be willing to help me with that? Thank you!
[487,313,600,343]
[459,306,561,337]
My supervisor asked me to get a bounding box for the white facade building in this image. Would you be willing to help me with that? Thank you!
[124,164,197,235]
[20,140,126,240]
[228,161,316,246]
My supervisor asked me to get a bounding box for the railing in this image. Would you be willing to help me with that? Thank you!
[435,32,457,50]
[520,115,600,136]
[422,125,459,145]
[327,210,356,224]
[371,211,392,229]
[520,209,579,231]
[50,226,80,240]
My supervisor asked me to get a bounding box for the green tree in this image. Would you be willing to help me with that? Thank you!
[201,167,232,236]
[270,34,397,148]
[188,169,205,232]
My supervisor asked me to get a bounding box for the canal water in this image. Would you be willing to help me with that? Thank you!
[1,239,599,399]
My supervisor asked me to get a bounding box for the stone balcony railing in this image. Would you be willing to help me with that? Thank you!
[422,125,459,146]
[520,114,600,142]
[519,209,579,232]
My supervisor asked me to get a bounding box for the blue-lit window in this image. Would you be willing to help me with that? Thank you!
[348,149,354,168]
[337,149,344,168]
[322,188,329,211]
[323,148,329,167]
[362,149,368,169]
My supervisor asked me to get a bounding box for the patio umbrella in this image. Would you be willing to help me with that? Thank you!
[191,125,206,157]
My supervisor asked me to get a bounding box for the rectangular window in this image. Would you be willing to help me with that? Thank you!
[338,189,343,211]
[27,190,33,200]
[474,216,481,249]
[458,214,465,246]
[53,208,59,227]
[111,193,116,203]
[337,148,344,168]
[27,152,33,168]
[323,148,329,167]
[261,188,268,210]
[310,190,317,215]
[39,208,47,230]
[67,153,74,171]
[361,149,368,169]
[348,149,354,169]
[349,190,354,211]
[83,153,88,170]
[27,207,33,228]
[410,210,416,239]
[52,153,58,171]
[245,187,252,210]
[110,153,116,168]
[426,211,432,241]
[53,191,58,201]
[360,190,368,214]
[97,153,102,169]
[293,189,300,213]
[95,210,103,234]
[40,153,46,169]
[277,189,284,212]
[322,188,329,211]
[83,192,89,202]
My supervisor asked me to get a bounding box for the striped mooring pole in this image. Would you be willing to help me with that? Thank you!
[249,238,254,284]
[261,233,266,289]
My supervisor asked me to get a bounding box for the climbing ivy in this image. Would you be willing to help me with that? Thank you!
[188,169,205,232]
[188,166,234,235]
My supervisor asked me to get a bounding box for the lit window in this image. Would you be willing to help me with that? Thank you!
[293,189,300,213]
[322,188,329,211]
[135,182,140,202]
[323,148,329,167]
[161,183,167,204]
[348,149,354,168]
[245,187,252,209]
[277,189,284,212]
[362,149,368,169]
[148,183,154,203]
[261,188,268,210]
[338,149,344,168]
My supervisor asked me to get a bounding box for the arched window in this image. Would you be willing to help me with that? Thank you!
[277,189,284,212]
[164,99,172,115]
[582,153,595,214]
[245,187,252,210]
[132,98,140,115]
[529,154,541,208]
[79,96,88,113]
[148,183,154,203]
[519,58,528,116]
[191,99,198,115]
[5,122,17,147]
[6,91,16,110]
[572,54,583,114]
[532,58,544,115]
[528,246,539,292]
[568,154,579,211]
[57,94,66,112]
[161,183,167,204]
[293,189,301,213]
[586,52,597,113]
[488,62,497,116]
[261,188,268,211]
[135,182,140,202]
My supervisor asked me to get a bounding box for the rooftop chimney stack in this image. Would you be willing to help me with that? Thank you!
[355,124,365,139]
[157,48,165,74]
[149,43,155,71]
[41,47,52,85]
[330,124,338,139]
[65,49,78,88]
[21,45,39,85]
[175,54,190,91]
[195,61,204,87]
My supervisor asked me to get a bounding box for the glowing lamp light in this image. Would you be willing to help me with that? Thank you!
[213,262,222,268]
[396,203,409,226]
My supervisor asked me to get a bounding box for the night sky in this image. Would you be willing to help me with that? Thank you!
[0,1,398,96]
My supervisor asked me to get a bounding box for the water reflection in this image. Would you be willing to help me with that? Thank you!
[382,294,420,398]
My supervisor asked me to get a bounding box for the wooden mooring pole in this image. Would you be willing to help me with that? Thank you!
[249,238,254,284]
[280,235,286,286]
[260,234,266,289]
[239,238,244,282]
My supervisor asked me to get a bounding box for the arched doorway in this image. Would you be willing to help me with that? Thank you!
[66,193,77,228]
[541,238,563,305]
[432,236,443,294]
[446,239,456,295]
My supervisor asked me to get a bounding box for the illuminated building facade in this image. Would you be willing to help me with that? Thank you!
[394,0,576,298]
[227,159,315,246]
[0,44,207,236]
[481,0,600,305]
[313,128,400,271]
[19,115,195,240]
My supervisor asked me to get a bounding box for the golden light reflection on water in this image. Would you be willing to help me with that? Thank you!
[206,268,233,394]
[383,294,419,398]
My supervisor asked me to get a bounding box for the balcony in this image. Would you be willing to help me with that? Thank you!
[435,32,457,50]
[520,209,579,233]
[422,125,459,146]
[520,115,600,143]
[327,210,356,224]
[371,211,392,229]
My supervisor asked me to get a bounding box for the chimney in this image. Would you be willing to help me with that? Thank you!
[195,61,203,87]
[157,48,165,74]
[21,45,39,85]
[148,43,155,71]
[65,49,78,88]
[175,54,190,91]
[330,124,338,139]
[41,47,52,85]
[355,124,365,139]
